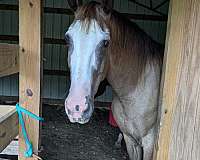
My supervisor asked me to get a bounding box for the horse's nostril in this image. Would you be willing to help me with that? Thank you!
[75,105,80,111]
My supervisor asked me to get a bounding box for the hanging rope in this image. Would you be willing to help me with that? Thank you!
[16,103,44,158]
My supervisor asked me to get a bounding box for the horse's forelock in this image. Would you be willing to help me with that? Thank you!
[75,1,108,32]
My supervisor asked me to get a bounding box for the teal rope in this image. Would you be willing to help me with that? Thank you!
[16,103,44,157]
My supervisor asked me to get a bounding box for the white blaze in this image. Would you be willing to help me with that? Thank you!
[65,19,110,123]
[66,20,110,93]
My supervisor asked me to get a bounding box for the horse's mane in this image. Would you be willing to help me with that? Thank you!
[75,1,163,67]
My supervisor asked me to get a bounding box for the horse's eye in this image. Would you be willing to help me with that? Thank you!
[103,40,109,47]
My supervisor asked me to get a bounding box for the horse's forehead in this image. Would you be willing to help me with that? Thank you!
[68,20,109,38]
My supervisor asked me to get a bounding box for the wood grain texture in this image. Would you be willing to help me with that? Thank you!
[156,0,200,159]
[0,105,18,152]
[19,0,43,159]
[0,43,19,77]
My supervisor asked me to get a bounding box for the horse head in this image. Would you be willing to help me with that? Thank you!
[65,1,112,124]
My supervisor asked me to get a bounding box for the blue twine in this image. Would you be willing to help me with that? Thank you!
[16,103,44,157]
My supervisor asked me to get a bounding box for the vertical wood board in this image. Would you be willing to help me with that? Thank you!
[156,0,200,159]
[19,0,43,159]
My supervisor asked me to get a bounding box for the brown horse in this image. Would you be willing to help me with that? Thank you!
[65,1,163,159]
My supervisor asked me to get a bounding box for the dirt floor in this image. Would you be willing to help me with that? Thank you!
[40,105,128,160]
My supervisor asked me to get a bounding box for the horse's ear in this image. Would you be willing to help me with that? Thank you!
[67,0,83,12]
[101,0,113,14]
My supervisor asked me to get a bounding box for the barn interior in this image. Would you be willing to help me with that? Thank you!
[0,0,169,159]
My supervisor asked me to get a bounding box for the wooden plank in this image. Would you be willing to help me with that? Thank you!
[0,95,111,110]
[0,43,19,78]
[156,0,200,159]
[129,0,168,16]
[0,140,18,156]
[0,35,66,45]
[0,105,18,153]
[19,0,43,159]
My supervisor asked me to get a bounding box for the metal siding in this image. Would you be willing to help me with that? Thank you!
[0,0,169,102]
[43,0,53,99]
[0,0,18,97]
[43,0,71,99]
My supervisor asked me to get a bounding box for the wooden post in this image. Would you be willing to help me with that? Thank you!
[156,0,200,159]
[19,0,43,159]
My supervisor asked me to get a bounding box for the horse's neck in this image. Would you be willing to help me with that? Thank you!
[106,21,162,99]
[107,49,161,101]
[107,50,139,97]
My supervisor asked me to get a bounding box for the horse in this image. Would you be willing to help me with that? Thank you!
[64,1,163,159]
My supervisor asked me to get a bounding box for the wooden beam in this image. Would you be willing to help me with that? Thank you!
[153,0,169,10]
[0,105,18,153]
[0,4,18,11]
[43,69,69,76]
[0,68,70,77]
[0,4,167,21]
[0,35,66,45]
[129,0,167,16]
[19,0,43,159]
[0,4,73,15]
[44,6,73,15]
[0,43,19,78]
[156,0,200,159]
[0,96,111,110]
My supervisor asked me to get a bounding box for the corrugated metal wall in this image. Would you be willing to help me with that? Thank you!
[0,0,18,97]
[0,0,169,102]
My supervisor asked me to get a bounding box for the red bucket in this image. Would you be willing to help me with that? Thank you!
[108,106,118,127]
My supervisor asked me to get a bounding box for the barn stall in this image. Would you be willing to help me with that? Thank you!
[0,0,199,160]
